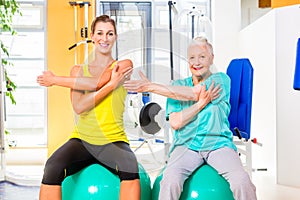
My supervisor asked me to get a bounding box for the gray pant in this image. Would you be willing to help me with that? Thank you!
[159,146,257,200]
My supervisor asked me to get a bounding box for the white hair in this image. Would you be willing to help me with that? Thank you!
[190,36,214,55]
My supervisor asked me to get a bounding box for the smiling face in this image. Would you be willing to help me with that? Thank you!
[187,42,214,84]
[90,20,117,56]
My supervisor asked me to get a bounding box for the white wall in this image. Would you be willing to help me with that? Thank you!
[239,11,277,175]
[239,4,300,187]
[275,5,300,187]
[241,0,271,29]
[211,0,241,72]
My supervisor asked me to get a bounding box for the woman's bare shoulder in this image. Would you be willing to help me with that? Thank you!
[70,64,84,76]
[117,59,133,68]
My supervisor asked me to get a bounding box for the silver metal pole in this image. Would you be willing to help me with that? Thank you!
[84,2,89,63]
[74,5,78,65]
[0,51,7,180]
[69,1,90,64]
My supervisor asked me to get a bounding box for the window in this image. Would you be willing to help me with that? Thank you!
[1,1,46,147]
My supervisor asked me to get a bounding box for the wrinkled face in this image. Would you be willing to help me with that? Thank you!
[90,22,117,55]
[188,43,213,82]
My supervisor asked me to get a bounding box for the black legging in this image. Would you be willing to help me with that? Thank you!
[42,138,139,185]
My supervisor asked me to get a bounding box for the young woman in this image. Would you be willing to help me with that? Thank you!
[38,15,140,200]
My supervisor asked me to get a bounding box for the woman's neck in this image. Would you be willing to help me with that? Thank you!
[91,53,115,68]
[192,71,212,85]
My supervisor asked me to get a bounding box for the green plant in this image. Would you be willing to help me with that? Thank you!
[0,0,22,104]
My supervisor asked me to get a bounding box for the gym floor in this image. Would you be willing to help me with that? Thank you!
[1,167,300,200]
[1,145,300,200]
[0,181,39,200]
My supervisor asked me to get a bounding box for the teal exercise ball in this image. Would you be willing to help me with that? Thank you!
[152,165,234,200]
[62,163,151,200]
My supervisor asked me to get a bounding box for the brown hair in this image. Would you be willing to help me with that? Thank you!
[90,15,117,34]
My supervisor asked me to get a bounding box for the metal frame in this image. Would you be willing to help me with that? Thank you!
[0,0,47,185]
[0,51,6,181]
[97,1,152,80]
[234,139,253,176]
[69,1,91,64]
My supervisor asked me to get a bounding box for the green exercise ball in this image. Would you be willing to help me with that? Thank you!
[139,164,152,200]
[152,165,234,200]
[62,163,151,200]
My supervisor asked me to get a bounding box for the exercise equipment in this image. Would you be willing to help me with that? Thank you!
[227,58,253,174]
[133,101,170,166]
[227,58,264,174]
[227,58,253,140]
[152,165,234,200]
[139,102,162,135]
[62,163,151,200]
[168,1,177,80]
[69,1,91,64]
[171,3,212,41]
[294,38,300,90]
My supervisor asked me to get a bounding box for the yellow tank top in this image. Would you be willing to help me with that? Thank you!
[70,62,129,145]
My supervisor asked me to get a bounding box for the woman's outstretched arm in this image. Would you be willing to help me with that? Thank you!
[124,70,220,101]
[37,59,133,91]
